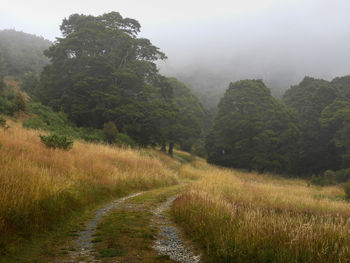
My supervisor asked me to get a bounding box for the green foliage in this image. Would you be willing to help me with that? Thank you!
[33,12,206,151]
[115,133,135,147]
[103,121,118,143]
[38,12,166,143]
[0,97,14,115]
[39,134,73,150]
[311,168,350,186]
[0,29,51,76]
[155,77,205,154]
[334,168,350,183]
[283,77,339,175]
[310,170,337,186]
[206,80,299,173]
[191,139,207,158]
[22,72,40,97]
[24,102,105,142]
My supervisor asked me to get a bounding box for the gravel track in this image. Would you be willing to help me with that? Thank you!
[153,196,201,263]
[53,190,200,263]
[62,192,142,263]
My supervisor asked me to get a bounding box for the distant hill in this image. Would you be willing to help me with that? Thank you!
[0,29,51,76]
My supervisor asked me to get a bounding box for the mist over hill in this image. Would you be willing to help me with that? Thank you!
[152,0,350,108]
[0,29,51,76]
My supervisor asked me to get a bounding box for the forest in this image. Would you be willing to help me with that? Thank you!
[1,12,350,184]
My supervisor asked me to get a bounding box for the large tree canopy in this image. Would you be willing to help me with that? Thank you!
[159,78,205,154]
[283,77,339,174]
[206,80,299,173]
[38,12,170,145]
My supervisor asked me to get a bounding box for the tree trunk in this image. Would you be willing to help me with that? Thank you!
[168,142,174,156]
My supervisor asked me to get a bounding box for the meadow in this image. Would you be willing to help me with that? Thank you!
[2,116,350,262]
[173,160,350,263]
[0,119,178,253]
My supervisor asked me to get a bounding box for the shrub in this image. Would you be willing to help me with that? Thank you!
[115,133,135,147]
[77,127,105,142]
[335,168,350,183]
[103,121,118,143]
[39,134,73,150]
[310,170,337,186]
[0,97,14,115]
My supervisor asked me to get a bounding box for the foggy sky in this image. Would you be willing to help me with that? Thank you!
[1,0,350,100]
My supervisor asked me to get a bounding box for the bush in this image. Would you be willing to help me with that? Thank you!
[335,168,350,183]
[77,127,105,142]
[115,133,135,147]
[24,103,104,142]
[103,121,118,143]
[0,97,14,115]
[39,134,73,150]
[310,170,337,186]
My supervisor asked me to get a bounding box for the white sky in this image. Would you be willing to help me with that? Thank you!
[0,0,285,40]
[1,0,350,90]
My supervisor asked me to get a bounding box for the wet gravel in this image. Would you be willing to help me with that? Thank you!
[153,196,201,263]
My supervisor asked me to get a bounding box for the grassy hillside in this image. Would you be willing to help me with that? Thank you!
[1,111,350,262]
[173,161,350,263]
[0,119,178,254]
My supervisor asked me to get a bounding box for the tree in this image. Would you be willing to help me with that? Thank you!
[38,12,167,145]
[320,99,350,169]
[166,78,205,154]
[331,75,350,99]
[283,77,339,174]
[206,80,299,173]
[22,73,40,98]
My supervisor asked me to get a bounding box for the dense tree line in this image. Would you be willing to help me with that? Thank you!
[207,76,350,180]
[2,12,350,180]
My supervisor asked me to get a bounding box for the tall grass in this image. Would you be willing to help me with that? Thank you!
[0,119,178,251]
[173,161,350,262]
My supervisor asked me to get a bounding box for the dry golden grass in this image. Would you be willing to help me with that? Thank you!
[173,161,350,262]
[0,119,178,248]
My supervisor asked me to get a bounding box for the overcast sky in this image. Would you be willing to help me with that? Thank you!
[1,0,350,96]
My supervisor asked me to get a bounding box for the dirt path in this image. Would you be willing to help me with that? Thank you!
[52,186,200,263]
[61,192,143,263]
